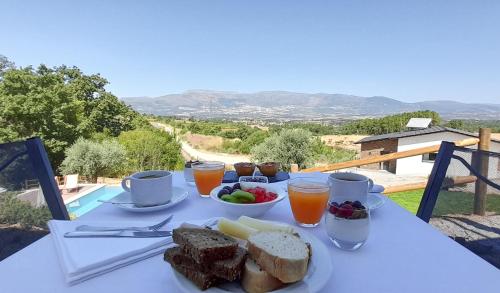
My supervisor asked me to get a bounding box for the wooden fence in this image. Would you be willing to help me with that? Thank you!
[295,130,492,195]
[299,137,479,174]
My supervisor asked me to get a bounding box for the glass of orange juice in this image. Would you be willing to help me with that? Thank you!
[288,178,330,227]
[192,161,225,197]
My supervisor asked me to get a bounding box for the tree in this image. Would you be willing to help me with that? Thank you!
[339,110,442,135]
[445,119,465,129]
[118,129,183,172]
[0,66,86,167]
[0,55,14,79]
[0,61,147,168]
[60,139,126,183]
[251,129,314,171]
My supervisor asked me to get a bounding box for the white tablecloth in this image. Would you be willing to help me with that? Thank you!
[0,172,499,293]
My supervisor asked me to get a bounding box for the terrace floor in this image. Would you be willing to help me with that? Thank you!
[430,214,500,268]
[335,168,427,188]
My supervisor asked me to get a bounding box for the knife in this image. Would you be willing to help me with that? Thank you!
[74,214,173,232]
[64,230,172,238]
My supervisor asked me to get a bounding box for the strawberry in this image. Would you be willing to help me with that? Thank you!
[254,194,265,203]
[255,188,266,197]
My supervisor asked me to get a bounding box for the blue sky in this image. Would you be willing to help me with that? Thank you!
[1,0,499,103]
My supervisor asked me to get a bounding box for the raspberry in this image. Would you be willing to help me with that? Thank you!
[329,205,338,215]
[337,204,354,218]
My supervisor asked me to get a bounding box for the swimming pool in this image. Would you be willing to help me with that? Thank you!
[66,186,124,218]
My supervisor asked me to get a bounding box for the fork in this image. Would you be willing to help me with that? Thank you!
[179,218,219,230]
[74,215,173,232]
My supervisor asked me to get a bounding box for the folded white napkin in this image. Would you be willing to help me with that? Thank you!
[48,219,177,285]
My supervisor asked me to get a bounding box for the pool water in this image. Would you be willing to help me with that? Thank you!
[66,186,124,218]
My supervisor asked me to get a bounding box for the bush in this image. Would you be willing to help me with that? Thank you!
[60,138,126,182]
[311,138,357,164]
[0,194,52,229]
[240,131,269,153]
[218,131,270,154]
[251,129,314,171]
[118,129,184,172]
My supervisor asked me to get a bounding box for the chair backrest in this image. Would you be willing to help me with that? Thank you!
[416,141,500,268]
[0,137,69,220]
[417,141,500,222]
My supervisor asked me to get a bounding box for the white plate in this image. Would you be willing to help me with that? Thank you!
[110,186,189,213]
[171,227,333,293]
[367,193,386,210]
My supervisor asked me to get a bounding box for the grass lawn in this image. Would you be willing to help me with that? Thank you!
[389,189,500,216]
[389,189,424,214]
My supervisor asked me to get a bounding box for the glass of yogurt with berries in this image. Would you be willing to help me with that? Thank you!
[325,200,370,251]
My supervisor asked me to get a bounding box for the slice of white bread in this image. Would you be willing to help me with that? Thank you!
[247,231,310,283]
[241,258,284,293]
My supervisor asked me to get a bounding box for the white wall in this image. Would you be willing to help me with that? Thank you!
[396,132,500,177]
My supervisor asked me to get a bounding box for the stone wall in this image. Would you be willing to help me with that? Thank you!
[359,138,398,173]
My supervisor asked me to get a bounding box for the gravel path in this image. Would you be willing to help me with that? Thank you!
[151,122,250,164]
[430,215,500,268]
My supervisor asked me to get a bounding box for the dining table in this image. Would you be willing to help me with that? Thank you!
[0,171,499,293]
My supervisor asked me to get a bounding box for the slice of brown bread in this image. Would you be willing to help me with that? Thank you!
[172,227,238,263]
[164,246,247,281]
[167,260,222,291]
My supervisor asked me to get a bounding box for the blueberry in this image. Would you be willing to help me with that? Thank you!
[217,189,230,198]
[223,186,233,193]
[232,183,241,190]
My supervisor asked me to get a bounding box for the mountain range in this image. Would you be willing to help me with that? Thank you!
[122,90,500,121]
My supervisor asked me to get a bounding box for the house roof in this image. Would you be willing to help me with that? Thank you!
[355,126,500,144]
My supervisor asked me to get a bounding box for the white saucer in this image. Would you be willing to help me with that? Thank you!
[370,184,385,193]
[368,192,386,210]
[110,186,189,213]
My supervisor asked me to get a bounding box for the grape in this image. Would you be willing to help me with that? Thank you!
[217,189,230,198]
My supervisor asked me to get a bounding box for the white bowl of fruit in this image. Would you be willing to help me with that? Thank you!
[210,182,287,217]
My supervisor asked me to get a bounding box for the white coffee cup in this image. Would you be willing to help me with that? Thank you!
[328,172,373,204]
[121,170,173,207]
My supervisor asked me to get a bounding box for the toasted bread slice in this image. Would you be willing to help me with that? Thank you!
[247,231,310,283]
[164,246,246,281]
[241,258,284,293]
[172,227,238,263]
